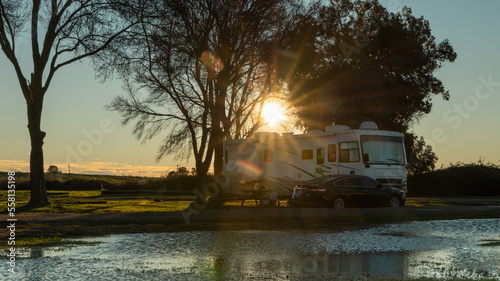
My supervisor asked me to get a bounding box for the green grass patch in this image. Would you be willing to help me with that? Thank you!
[15,236,64,248]
[15,236,105,248]
[375,277,498,281]
[19,200,192,213]
[217,199,289,208]
[221,200,258,208]
[1,190,191,214]
[405,197,500,207]
[405,200,455,207]
[479,239,500,247]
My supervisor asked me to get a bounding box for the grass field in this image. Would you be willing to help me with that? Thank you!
[0,171,146,186]
[3,188,499,215]
[0,190,276,214]
[1,190,193,213]
[2,167,499,215]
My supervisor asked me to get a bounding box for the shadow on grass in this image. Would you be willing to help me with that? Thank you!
[11,202,112,214]
[14,203,45,214]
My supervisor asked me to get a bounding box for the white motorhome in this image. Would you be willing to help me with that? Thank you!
[223,121,407,196]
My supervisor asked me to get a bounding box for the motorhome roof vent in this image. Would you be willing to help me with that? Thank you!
[359,121,378,130]
[325,125,350,132]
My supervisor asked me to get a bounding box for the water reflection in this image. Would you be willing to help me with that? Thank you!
[2,219,499,280]
[291,252,407,279]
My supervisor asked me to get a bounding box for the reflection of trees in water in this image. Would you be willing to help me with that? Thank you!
[209,251,407,279]
[210,249,498,279]
[291,253,407,279]
[204,231,409,279]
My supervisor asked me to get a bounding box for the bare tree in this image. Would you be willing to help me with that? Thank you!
[0,0,146,207]
[105,0,300,191]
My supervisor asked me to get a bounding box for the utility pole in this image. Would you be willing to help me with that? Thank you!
[68,163,71,176]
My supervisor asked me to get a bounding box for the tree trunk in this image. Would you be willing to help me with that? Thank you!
[195,170,207,194]
[26,87,50,207]
[28,127,49,207]
[195,158,208,188]
[213,139,224,175]
[212,89,226,175]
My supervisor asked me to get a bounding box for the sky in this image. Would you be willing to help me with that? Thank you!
[1,0,500,177]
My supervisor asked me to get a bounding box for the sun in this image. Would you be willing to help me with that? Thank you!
[262,102,285,127]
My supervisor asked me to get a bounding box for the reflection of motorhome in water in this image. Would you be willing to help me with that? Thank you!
[223,121,407,196]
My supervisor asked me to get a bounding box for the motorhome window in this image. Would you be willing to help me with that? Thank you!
[317,148,324,165]
[339,142,360,162]
[264,149,273,162]
[225,149,228,164]
[302,149,313,160]
[360,135,405,165]
[328,144,336,162]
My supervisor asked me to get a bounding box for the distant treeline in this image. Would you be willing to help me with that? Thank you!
[0,172,197,195]
[3,162,500,197]
[408,162,500,196]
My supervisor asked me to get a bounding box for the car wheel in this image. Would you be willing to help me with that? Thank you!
[331,197,346,209]
[388,196,402,207]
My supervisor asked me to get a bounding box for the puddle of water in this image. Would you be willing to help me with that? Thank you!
[2,219,499,280]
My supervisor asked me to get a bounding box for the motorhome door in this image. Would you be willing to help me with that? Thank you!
[338,133,363,175]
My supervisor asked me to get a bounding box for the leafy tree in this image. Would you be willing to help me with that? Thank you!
[0,0,146,207]
[166,171,176,178]
[47,165,60,174]
[405,133,437,175]
[177,167,188,176]
[283,0,457,133]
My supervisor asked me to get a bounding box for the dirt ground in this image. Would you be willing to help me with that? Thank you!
[2,198,500,246]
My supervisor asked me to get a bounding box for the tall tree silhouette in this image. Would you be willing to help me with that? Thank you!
[0,0,146,206]
[285,0,457,133]
[103,0,303,190]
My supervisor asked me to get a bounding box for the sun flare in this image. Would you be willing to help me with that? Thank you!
[262,102,285,127]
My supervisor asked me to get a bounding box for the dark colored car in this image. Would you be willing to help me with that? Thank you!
[292,175,405,208]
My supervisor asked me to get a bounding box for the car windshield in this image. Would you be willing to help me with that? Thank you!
[361,135,406,165]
